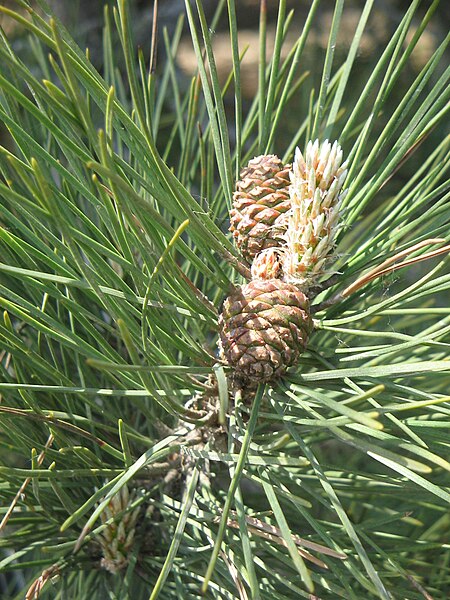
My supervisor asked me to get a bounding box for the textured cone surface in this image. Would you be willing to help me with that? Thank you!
[219,279,312,385]
[230,155,291,262]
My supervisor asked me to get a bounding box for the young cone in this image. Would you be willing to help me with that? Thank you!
[219,278,312,387]
[251,247,283,280]
[230,154,291,262]
[283,139,348,289]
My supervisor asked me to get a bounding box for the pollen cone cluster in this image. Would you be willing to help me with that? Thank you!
[221,141,347,387]
[283,140,348,289]
[229,154,291,262]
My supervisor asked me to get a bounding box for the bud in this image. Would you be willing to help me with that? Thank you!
[251,248,282,280]
[283,139,348,289]
[99,486,140,574]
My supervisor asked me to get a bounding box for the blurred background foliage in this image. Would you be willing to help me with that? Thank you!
[2,0,449,179]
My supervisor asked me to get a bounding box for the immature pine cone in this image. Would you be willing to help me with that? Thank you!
[251,248,282,280]
[219,279,312,386]
[229,155,291,262]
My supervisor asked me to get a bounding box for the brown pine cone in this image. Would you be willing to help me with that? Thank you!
[219,279,312,386]
[229,155,291,263]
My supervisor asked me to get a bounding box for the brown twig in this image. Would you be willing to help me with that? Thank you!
[341,239,448,298]
[309,273,341,299]
[312,238,450,313]
[224,250,252,280]
[405,573,434,600]
[379,126,436,191]
[0,406,111,448]
[213,511,346,568]
[220,549,249,600]
[25,563,61,600]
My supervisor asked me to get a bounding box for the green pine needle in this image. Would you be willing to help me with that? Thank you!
[0,1,449,598]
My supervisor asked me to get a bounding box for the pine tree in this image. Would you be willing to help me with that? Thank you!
[0,1,449,599]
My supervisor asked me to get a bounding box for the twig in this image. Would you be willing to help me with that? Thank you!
[213,511,347,568]
[220,549,249,600]
[405,573,434,600]
[25,563,61,600]
[341,239,448,298]
[313,238,450,313]
[379,126,436,191]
